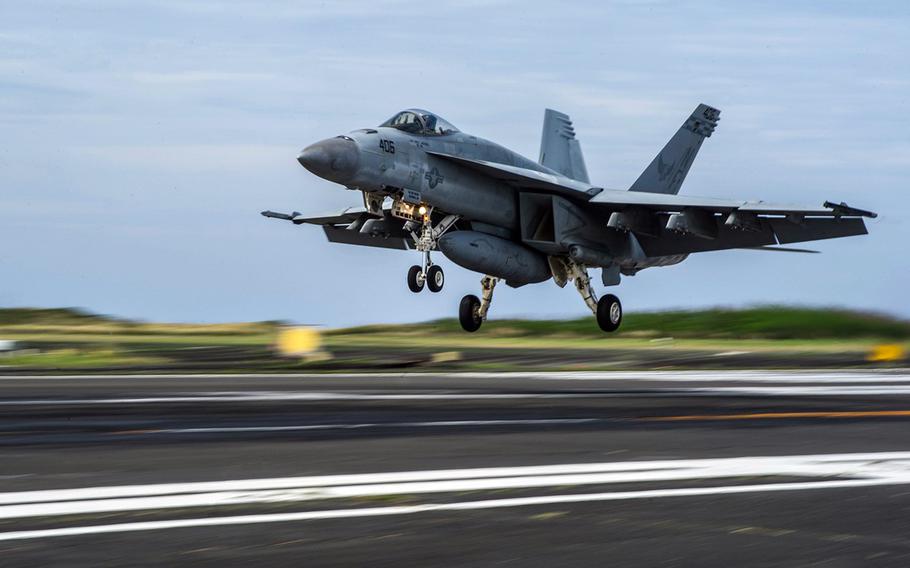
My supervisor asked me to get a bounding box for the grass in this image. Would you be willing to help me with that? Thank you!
[1,348,169,368]
[323,334,905,353]
[332,307,910,341]
[0,306,907,370]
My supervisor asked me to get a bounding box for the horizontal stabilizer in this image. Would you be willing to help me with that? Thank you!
[744,246,820,253]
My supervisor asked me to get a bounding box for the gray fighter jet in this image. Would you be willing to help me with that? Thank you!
[263,105,876,332]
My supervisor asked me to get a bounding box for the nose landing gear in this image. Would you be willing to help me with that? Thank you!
[426,265,444,293]
[405,211,458,294]
[407,264,426,293]
[407,252,445,294]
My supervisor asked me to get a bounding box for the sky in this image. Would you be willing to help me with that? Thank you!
[1,0,908,326]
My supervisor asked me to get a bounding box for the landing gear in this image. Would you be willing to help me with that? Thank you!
[406,253,443,294]
[405,211,459,294]
[407,265,425,293]
[596,294,622,332]
[459,295,482,332]
[426,265,444,293]
[458,276,498,332]
[568,261,622,333]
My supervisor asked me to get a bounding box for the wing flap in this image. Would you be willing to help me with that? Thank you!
[770,217,868,244]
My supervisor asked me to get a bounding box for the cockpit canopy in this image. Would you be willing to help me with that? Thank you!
[379,109,459,136]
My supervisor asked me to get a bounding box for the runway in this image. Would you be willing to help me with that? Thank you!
[1,370,910,566]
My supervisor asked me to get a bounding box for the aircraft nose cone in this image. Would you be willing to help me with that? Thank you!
[297,137,360,183]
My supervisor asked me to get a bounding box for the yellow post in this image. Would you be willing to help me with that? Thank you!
[275,327,324,359]
[867,344,907,363]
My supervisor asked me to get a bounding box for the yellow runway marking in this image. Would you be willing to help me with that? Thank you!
[646,410,910,422]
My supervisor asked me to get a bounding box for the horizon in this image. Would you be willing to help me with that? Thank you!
[4,303,908,328]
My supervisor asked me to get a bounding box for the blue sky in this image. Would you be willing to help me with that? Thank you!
[1,1,908,325]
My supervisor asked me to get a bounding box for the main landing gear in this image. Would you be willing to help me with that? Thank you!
[405,212,458,295]
[567,262,622,332]
[453,261,623,334]
[458,276,498,332]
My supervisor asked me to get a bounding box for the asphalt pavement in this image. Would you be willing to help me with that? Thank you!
[1,370,910,567]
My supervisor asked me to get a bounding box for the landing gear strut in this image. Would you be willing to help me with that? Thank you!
[568,262,622,333]
[459,276,498,332]
[405,211,458,294]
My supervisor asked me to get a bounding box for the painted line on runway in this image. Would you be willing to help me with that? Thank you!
[0,392,601,405]
[648,410,910,422]
[132,418,601,434]
[0,371,908,383]
[1,452,909,522]
[0,477,901,542]
[6,384,910,406]
[109,409,910,437]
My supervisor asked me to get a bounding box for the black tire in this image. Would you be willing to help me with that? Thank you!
[407,265,424,293]
[596,294,622,332]
[458,294,483,332]
[426,265,444,293]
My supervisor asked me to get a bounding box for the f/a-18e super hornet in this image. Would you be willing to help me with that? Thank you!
[263,105,876,332]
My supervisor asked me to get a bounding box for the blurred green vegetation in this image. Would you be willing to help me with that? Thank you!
[1,306,908,342]
[331,306,910,341]
[0,307,906,370]
[2,348,169,368]
[0,308,279,341]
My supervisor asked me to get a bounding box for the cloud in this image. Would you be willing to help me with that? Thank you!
[70,144,296,172]
[130,71,276,85]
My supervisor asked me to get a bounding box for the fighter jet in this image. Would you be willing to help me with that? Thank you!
[263,105,876,332]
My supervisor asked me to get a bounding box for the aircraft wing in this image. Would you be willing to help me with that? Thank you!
[261,209,411,250]
[574,190,876,257]
[589,189,878,218]
[261,208,367,225]
[426,151,603,200]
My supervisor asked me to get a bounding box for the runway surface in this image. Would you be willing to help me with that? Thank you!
[1,370,910,566]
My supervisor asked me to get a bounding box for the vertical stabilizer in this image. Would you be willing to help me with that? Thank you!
[539,109,590,183]
[629,104,720,195]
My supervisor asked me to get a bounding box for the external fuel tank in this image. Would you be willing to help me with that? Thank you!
[438,231,551,284]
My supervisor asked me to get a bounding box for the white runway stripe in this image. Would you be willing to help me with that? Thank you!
[0,393,599,406]
[2,452,909,521]
[0,371,907,382]
[151,418,601,434]
[0,477,898,542]
[4,384,910,406]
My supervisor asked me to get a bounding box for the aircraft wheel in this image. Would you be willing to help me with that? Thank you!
[596,294,622,332]
[407,265,425,293]
[459,294,483,332]
[426,265,444,293]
